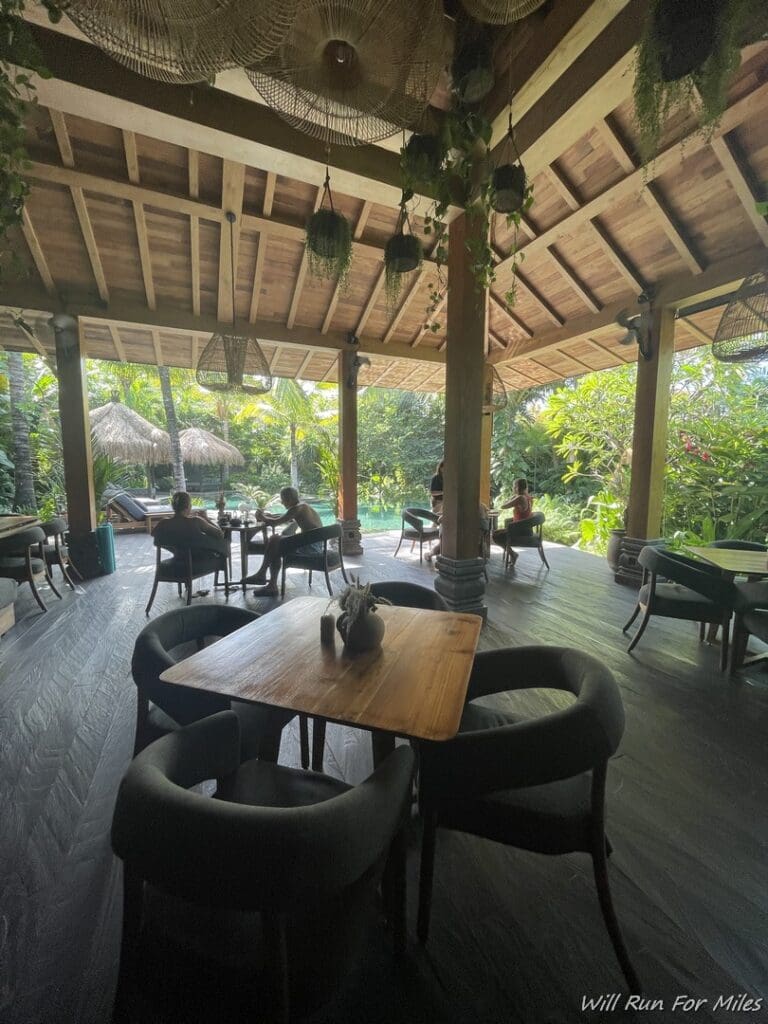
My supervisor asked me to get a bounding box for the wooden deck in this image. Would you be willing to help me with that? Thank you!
[1,532,766,1024]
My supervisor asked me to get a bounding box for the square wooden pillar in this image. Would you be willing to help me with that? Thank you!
[52,314,100,576]
[626,305,676,539]
[480,366,493,508]
[436,211,488,619]
[337,348,363,555]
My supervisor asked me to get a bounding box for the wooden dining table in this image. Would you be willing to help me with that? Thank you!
[686,546,768,581]
[0,515,40,539]
[160,595,483,750]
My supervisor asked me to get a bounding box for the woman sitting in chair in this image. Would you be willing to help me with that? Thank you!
[250,487,323,596]
[492,478,533,567]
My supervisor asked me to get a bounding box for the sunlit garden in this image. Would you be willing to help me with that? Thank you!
[2,347,765,549]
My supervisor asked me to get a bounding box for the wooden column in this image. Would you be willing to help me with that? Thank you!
[337,348,363,555]
[480,367,493,508]
[51,314,101,576]
[626,305,676,538]
[436,211,488,619]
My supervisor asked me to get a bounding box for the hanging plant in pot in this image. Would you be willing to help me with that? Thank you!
[401,132,445,193]
[305,169,352,283]
[634,0,748,164]
[451,19,495,105]
[335,577,390,654]
[384,191,423,308]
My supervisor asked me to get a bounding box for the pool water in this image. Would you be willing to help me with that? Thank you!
[200,494,423,533]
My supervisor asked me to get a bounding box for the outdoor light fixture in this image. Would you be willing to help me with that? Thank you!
[346,353,370,388]
[196,212,273,395]
[617,289,655,361]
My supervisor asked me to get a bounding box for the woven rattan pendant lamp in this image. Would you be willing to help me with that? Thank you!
[65,0,298,84]
[246,0,449,145]
[483,366,508,412]
[196,213,272,395]
[712,268,768,363]
[460,0,548,24]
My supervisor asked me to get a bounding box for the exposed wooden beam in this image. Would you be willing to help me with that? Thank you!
[354,201,372,240]
[190,216,200,317]
[191,334,199,369]
[122,129,140,184]
[488,1,634,148]
[488,293,534,339]
[545,164,581,211]
[150,329,163,367]
[679,317,714,345]
[642,183,705,275]
[396,363,430,390]
[495,77,768,279]
[295,350,314,380]
[286,186,323,330]
[320,199,376,334]
[593,116,636,174]
[20,207,56,295]
[268,344,282,373]
[263,172,276,216]
[488,330,506,351]
[249,235,266,324]
[320,357,338,382]
[552,348,595,373]
[368,363,393,388]
[132,202,156,310]
[547,248,601,314]
[218,161,246,324]
[71,187,109,303]
[49,108,74,167]
[382,267,426,343]
[188,150,199,199]
[589,219,646,294]
[355,267,386,336]
[108,323,127,362]
[514,271,565,327]
[710,134,768,247]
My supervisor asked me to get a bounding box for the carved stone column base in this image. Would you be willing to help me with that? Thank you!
[67,532,104,579]
[435,555,487,621]
[338,518,363,556]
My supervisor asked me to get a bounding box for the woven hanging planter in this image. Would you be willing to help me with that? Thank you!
[712,269,768,363]
[65,0,297,84]
[247,0,448,146]
[196,213,272,394]
[460,0,548,24]
[384,200,423,307]
[305,172,353,281]
[483,366,508,412]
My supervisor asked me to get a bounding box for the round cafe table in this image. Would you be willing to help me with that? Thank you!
[219,521,268,591]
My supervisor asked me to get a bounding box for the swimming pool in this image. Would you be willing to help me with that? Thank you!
[200,495,423,533]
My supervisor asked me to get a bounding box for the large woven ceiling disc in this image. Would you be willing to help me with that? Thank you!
[460,0,548,25]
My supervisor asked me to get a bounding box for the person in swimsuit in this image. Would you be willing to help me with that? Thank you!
[250,486,323,596]
[492,478,534,566]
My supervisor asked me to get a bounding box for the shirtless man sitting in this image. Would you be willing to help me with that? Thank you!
[250,486,323,596]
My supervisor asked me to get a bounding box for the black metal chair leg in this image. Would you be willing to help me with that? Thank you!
[538,543,550,569]
[393,530,404,558]
[28,574,48,613]
[145,577,159,616]
[622,604,641,633]
[626,607,651,652]
[591,841,641,994]
[323,567,333,596]
[299,714,310,769]
[311,719,326,772]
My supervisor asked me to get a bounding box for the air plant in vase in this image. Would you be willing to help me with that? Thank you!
[335,577,390,654]
[384,191,424,308]
[633,0,749,165]
[305,169,352,283]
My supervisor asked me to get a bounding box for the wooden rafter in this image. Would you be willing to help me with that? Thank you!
[269,345,283,373]
[191,334,199,369]
[679,317,714,346]
[382,266,427,343]
[354,201,372,240]
[249,235,267,324]
[593,115,636,174]
[188,150,199,198]
[218,160,245,324]
[286,186,323,330]
[150,329,163,366]
[320,356,338,382]
[710,134,768,247]
[122,129,139,184]
[488,329,506,351]
[49,109,74,167]
[589,219,646,294]
[122,129,156,309]
[551,348,594,373]
[545,163,581,211]
[514,270,565,327]
[355,268,386,336]
[263,172,276,216]
[321,200,374,334]
[190,217,200,317]
[296,350,314,380]
[367,363,391,388]
[489,293,534,340]
[20,207,56,295]
[107,323,126,361]
[642,183,705,275]
[71,187,109,303]
[546,248,601,314]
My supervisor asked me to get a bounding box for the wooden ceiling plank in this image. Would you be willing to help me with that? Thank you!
[552,348,594,372]
[642,183,705,275]
[515,270,566,327]
[355,266,386,336]
[188,149,199,199]
[190,216,200,317]
[679,316,714,345]
[286,185,323,330]
[122,129,140,184]
[263,172,276,216]
[20,207,56,295]
[71,186,109,302]
[268,344,283,373]
[489,292,534,340]
[218,160,246,324]
[320,356,338,382]
[49,108,74,167]
[191,334,199,369]
[589,219,646,294]
[151,328,163,367]
[132,201,156,310]
[594,115,636,174]
[368,363,392,387]
[710,134,768,247]
[496,77,768,278]
[249,234,266,324]
[546,248,601,314]
[107,323,127,361]
[296,350,314,379]
[322,199,377,334]
[545,164,581,211]
[382,266,426,343]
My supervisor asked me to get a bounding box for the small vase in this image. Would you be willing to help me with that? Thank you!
[337,609,385,654]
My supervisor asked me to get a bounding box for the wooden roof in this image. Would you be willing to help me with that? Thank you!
[1,6,767,392]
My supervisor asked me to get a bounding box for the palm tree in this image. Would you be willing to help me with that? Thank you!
[158,365,186,492]
[250,379,318,491]
[7,351,37,510]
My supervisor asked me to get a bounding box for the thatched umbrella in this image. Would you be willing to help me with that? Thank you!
[90,398,171,464]
[179,427,245,469]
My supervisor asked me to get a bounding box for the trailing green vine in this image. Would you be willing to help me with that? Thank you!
[0,1,62,281]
